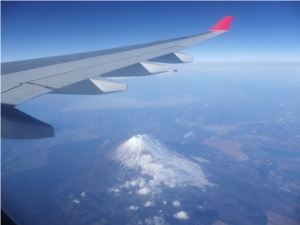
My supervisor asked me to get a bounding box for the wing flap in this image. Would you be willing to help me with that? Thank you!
[51,76,127,95]
[149,52,193,63]
[102,62,173,78]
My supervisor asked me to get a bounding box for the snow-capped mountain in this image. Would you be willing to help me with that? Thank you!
[112,134,213,189]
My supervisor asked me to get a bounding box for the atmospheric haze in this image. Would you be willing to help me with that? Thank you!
[112,134,213,190]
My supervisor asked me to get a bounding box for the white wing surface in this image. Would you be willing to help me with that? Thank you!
[1,16,233,139]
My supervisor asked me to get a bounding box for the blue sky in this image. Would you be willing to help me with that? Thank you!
[1,1,300,62]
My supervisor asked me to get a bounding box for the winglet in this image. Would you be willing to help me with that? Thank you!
[210,16,233,31]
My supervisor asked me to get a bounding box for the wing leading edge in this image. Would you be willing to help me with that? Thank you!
[1,16,233,139]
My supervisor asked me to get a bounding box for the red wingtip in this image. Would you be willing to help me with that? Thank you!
[210,16,233,31]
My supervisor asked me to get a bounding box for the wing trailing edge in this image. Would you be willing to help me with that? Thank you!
[51,76,128,95]
[52,61,175,95]
[149,52,193,64]
[102,61,174,78]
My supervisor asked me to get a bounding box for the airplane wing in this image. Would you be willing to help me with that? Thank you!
[1,16,233,139]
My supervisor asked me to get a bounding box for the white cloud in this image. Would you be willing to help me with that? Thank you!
[151,188,162,195]
[73,199,80,204]
[172,201,180,207]
[130,180,138,186]
[138,178,146,187]
[137,187,151,195]
[122,181,130,188]
[108,187,120,193]
[173,211,189,220]
[129,205,138,210]
[144,201,155,207]
[163,200,167,205]
[121,177,146,189]
[193,156,210,163]
[80,192,86,197]
[145,216,166,225]
[184,131,194,139]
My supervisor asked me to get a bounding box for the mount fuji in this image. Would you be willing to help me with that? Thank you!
[111,134,213,193]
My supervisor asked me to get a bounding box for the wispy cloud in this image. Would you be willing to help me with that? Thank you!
[184,131,194,139]
[193,156,210,163]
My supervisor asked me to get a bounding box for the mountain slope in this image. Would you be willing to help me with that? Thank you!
[112,134,213,189]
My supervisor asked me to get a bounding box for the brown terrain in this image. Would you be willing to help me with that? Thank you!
[203,136,249,161]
